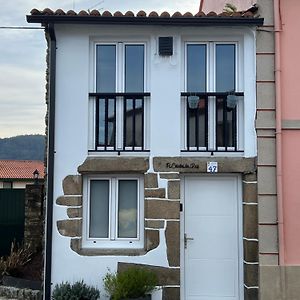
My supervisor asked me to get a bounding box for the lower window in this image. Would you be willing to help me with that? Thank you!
[83,175,144,249]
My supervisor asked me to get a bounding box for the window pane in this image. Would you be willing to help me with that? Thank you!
[125,45,144,92]
[107,99,115,146]
[216,98,224,147]
[216,44,235,92]
[124,99,143,147]
[89,180,109,238]
[187,98,206,148]
[216,97,235,148]
[118,180,138,238]
[96,45,116,92]
[98,99,105,146]
[187,44,206,92]
[97,98,116,147]
[135,99,143,147]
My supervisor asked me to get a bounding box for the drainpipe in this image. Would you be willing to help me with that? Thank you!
[274,0,285,265]
[199,0,204,12]
[44,23,56,300]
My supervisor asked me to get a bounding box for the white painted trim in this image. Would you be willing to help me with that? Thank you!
[90,41,150,152]
[181,40,244,153]
[82,175,144,249]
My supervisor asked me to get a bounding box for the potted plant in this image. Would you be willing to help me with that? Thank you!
[103,266,158,300]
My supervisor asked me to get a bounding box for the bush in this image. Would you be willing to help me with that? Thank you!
[103,267,158,300]
[52,280,100,300]
[0,242,33,277]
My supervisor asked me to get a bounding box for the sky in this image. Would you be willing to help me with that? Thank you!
[0,0,199,138]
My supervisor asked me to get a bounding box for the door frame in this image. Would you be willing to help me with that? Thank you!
[180,174,244,300]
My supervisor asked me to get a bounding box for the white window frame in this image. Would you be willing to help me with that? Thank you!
[88,40,150,153]
[82,175,144,249]
[181,38,244,153]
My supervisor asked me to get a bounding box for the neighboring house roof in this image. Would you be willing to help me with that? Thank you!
[0,160,44,180]
[27,8,263,26]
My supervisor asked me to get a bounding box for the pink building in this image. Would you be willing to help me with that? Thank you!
[203,0,300,298]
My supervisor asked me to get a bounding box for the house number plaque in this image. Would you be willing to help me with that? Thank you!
[207,161,218,173]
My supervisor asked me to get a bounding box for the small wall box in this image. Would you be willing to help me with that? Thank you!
[159,37,173,56]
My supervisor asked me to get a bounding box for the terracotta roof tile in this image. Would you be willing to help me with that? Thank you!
[0,160,45,180]
[172,12,182,18]
[29,8,257,19]
[148,11,159,17]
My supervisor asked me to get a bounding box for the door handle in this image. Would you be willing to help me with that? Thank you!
[184,233,194,249]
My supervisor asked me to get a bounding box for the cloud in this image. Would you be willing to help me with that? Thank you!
[0,0,198,138]
[0,65,46,138]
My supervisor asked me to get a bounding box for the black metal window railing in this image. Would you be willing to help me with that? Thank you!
[89,93,150,152]
[181,92,244,153]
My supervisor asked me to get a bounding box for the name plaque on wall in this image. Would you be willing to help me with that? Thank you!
[166,162,199,169]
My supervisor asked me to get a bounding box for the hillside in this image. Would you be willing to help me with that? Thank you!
[0,135,45,161]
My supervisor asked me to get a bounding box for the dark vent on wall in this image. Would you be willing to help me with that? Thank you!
[159,37,173,56]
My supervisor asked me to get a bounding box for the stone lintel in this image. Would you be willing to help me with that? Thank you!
[78,157,149,174]
[153,157,256,173]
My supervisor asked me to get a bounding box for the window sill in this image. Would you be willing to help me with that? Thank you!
[180,151,244,158]
[88,151,150,157]
[71,239,147,256]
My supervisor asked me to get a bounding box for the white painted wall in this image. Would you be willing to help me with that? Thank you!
[51,24,257,299]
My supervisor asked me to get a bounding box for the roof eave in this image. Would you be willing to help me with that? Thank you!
[26,15,264,27]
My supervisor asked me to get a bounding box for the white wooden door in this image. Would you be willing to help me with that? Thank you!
[184,176,242,300]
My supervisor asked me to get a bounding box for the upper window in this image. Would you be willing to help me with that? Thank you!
[182,42,243,153]
[83,175,144,249]
[89,43,149,152]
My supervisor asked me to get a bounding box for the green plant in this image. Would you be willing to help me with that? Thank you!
[103,267,158,300]
[52,280,100,300]
[223,3,238,14]
[0,241,33,277]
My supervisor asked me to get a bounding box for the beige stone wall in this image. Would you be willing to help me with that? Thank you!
[256,0,278,267]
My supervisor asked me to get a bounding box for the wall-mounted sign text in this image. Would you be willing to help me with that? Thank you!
[207,161,218,173]
[166,162,199,169]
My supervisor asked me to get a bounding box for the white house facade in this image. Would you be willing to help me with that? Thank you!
[28,8,263,300]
